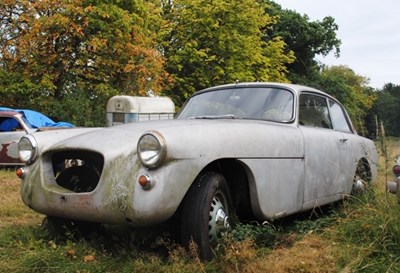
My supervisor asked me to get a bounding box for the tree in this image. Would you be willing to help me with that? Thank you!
[313,65,376,135]
[263,1,341,84]
[0,0,171,125]
[0,70,42,109]
[160,0,295,105]
[366,83,400,137]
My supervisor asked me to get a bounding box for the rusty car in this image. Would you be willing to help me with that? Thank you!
[0,108,74,166]
[16,82,378,260]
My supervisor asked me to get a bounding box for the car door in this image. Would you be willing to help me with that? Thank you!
[328,98,356,192]
[0,117,28,165]
[298,93,347,208]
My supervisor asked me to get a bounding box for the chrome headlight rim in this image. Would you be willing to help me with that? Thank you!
[18,134,38,164]
[137,131,167,169]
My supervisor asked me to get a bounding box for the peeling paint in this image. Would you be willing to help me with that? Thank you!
[109,183,129,211]
[0,142,19,164]
[101,151,140,215]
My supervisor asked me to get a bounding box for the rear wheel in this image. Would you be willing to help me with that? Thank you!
[352,160,372,194]
[181,172,234,260]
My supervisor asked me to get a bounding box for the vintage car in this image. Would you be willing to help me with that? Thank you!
[387,156,400,201]
[16,82,378,260]
[0,108,74,166]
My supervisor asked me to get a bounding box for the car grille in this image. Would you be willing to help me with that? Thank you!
[51,150,104,193]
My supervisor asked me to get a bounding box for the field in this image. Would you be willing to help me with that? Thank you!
[1,138,400,273]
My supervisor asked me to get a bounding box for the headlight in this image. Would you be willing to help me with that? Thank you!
[137,131,167,169]
[18,135,38,164]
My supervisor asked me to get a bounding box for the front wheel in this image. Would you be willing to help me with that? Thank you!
[181,172,234,260]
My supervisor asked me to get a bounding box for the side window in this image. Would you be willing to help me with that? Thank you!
[299,94,332,129]
[329,100,352,132]
[0,117,22,132]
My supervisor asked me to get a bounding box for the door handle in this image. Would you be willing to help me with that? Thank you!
[339,138,348,143]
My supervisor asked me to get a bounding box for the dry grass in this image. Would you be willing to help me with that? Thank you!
[0,169,43,228]
[259,235,337,273]
[216,235,337,273]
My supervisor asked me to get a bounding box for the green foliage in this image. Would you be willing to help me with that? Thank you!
[0,70,42,109]
[229,222,281,247]
[0,0,365,129]
[314,65,376,134]
[160,0,294,105]
[0,0,171,125]
[287,64,376,136]
[366,83,400,137]
[46,88,113,127]
[264,1,341,82]
[333,190,400,272]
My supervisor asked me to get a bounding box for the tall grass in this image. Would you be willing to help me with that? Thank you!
[330,189,400,272]
[329,136,400,272]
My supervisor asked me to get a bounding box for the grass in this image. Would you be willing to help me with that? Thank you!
[1,138,400,272]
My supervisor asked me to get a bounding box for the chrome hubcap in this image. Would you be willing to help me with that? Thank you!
[354,175,366,192]
[209,194,230,242]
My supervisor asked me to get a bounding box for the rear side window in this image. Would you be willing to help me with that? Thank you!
[328,100,352,132]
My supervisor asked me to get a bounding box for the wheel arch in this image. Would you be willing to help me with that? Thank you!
[357,157,373,182]
[350,156,375,194]
[194,158,256,221]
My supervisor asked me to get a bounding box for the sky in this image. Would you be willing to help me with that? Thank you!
[273,0,400,89]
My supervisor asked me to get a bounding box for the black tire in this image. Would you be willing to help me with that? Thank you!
[351,160,372,195]
[181,172,234,260]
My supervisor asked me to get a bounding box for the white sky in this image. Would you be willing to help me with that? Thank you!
[273,0,400,89]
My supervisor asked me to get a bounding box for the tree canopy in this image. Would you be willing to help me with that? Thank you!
[1,0,169,98]
[366,83,400,137]
[263,1,341,83]
[0,0,171,125]
[312,65,376,135]
[0,0,388,133]
[160,0,295,105]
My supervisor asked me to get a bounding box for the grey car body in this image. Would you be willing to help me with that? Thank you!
[18,82,378,259]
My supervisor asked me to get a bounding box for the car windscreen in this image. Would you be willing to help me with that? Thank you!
[177,87,294,122]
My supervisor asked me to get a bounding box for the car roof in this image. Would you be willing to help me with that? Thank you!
[196,82,336,100]
[0,110,21,118]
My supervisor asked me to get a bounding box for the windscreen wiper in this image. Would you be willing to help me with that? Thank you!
[189,114,236,119]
